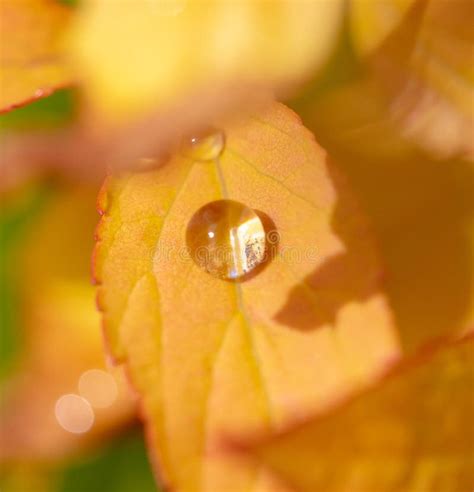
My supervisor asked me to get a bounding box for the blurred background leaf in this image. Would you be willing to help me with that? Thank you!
[0,89,75,132]
[0,430,157,492]
[0,183,53,382]
[0,90,156,491]
[58,431,157,492]
[1,88,76,381]
[0,0,73,113]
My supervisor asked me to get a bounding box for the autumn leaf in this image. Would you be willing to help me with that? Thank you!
[230,335,474,492]
[355,0,473,160]
[94,102,401,490]
[323,147,474,353]
[0,185,136,461]
[395,0,474,159]
[303,0,473,162]
[295,2,474,351]
[0,0,73,113]
[69,0,344,123]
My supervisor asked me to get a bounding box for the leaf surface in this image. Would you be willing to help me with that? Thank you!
[0,0,73,113]
[232,337,474,492]
[94,103,400,490]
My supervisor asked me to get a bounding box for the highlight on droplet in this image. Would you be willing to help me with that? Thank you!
[181,129,225,161]
[78,369,118,409]
[54,394,94,434]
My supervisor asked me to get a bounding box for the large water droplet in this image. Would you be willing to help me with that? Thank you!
[186,200,266,280]
[182,130,225,161]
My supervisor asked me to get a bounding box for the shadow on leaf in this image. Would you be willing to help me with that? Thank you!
[274,159,383,331]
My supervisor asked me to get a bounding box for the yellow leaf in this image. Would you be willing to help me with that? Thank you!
[232,336,474,492]
[314,0,474,161]
[367,0,473,160]
[0,0,73,113]
[69,0,344,122]
[397,0,474,159]
[94,103,400,490]
[1,186,136,461]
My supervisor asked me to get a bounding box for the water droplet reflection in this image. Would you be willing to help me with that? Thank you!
[186,199,266,280]
[182,130,225,161]
[78,369,118,409]
[55,394,94,434]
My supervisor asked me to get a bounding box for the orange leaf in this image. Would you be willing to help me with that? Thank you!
[231,336,474,491]
[307,93,474,351]
[1,186,136,462]
[0,0,73,113]
[94,103,401,490]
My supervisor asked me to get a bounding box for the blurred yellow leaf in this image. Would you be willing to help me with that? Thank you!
[311,0,474,161]
[0,0,73,113]
[94,103,400,490]
[70,0,343,122]
[368,0,473,160]
[350,0,417,55]
[232,336,474,492]
[0,186,136,462]
[394,0,474,159]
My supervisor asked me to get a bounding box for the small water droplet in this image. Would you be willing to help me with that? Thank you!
[186,200,266,280]
[182,130,225,161]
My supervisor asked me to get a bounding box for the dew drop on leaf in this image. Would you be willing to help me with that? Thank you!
[186,199,266,280]
[181,130,225,161]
